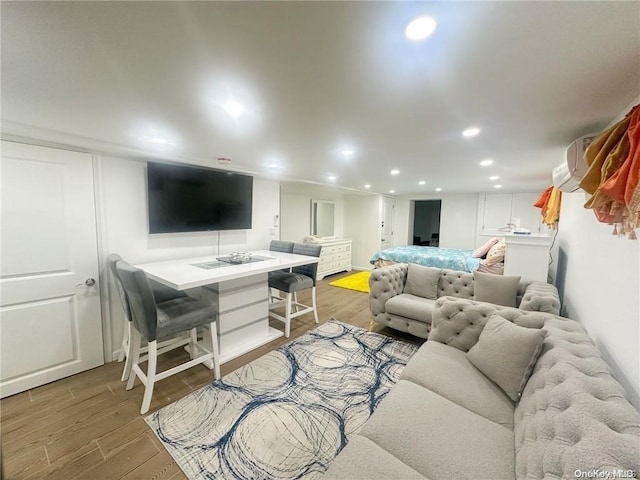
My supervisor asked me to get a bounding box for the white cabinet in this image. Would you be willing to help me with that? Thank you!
[503,234,552,282]
[479,193,543,234]
[304,238,352,280]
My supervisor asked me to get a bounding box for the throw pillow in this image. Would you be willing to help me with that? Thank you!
[474,270,520,307]
[485,239,506,265]
[472,237,500,258]
[404,264,441,300]
[467,315,545,401]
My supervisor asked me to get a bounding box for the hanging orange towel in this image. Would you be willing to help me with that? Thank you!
[534,186,552,209]
[543,187,562,226]
[579,113,632,194]
[600,105,640,204]
[598,105,640,236]
[533,186,561,228]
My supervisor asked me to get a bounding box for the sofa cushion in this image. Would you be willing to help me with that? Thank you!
[321,435,426,480]
[467,315,545,401]
[400,341,515,429]
[404,264,440,299]
[385,294,435,324]
[358,380,515,480]
[474,270,521,307]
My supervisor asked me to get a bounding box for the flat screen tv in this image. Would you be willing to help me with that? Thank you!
[147,161,253,233]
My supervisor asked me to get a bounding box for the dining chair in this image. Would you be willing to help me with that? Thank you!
[115,259,221,414]
[107,253,191,382]
[268,242,322,337]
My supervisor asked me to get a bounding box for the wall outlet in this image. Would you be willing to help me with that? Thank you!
[269,228,277,236]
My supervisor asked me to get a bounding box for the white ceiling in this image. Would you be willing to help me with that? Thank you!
[2,1,639,195]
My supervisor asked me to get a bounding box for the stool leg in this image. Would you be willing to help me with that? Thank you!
[285,293,292,338]
[189,328,198,360]
[311,286,319,324]
[121,322,134,382]
[126,328,142,391]
[140,340,157,414]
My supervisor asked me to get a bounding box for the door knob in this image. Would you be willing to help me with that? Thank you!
[84,278,96,287]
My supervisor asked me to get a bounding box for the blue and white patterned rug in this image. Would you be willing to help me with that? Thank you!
[145,320,418,480]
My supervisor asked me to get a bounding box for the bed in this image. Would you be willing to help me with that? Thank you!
[370,245,504,274]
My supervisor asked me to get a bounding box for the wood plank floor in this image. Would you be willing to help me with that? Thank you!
[1,271,423,480]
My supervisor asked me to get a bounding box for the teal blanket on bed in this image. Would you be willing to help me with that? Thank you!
[370,245,480,272]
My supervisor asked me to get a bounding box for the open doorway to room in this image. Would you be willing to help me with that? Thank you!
[412,200,441,247]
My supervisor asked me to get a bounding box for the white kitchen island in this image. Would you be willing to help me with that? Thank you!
[136,250,319,363]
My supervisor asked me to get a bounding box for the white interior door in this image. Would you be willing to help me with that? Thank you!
[380,196,395,249]
[1,141,104,397]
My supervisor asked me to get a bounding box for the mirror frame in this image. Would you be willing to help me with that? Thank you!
[310,199,335,238]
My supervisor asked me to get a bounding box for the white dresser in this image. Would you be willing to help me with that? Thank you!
[304,238,352,280]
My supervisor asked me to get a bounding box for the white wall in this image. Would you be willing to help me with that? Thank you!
[280,182,344,242]
[343,194,381,270]
[394,193,479,249]
[553,94,640,409]
[554,192,639,408]
[100,155,280,359]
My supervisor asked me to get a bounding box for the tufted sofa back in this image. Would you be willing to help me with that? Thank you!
[429,297,640,478]
[437,269,475,299]
[515,317,640,479]
[437,268,530,305]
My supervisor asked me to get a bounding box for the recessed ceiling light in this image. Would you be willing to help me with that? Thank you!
[142,136,175,145]
[435,187,442,192]
[494,184,503,189]
[462,127,480,137]
[489,175,499,181]
[389,190,395,194]
[341,148,354,156]
[364,184,371,189]
[268,163,279,169]
[405,16,437,41]
[223,100,245,118]
[480,159,494,167]
[328,175,337,181]
[418,180,426,185]
[390,169,400,175]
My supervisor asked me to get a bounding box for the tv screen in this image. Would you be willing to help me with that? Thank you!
[147,161,253,233]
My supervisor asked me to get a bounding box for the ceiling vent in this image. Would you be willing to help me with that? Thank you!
[552,134,597,192]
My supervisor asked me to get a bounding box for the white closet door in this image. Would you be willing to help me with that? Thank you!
[1,141,104,397]
[481,194,512,234]
[511,192,543,233]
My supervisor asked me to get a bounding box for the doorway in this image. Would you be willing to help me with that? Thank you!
[412,200,441,247]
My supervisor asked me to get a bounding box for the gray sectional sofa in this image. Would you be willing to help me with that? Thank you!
[323,297,640,479]
[369,263,561,339]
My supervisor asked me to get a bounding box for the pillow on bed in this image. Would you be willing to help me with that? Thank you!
[472,237,500,258]
[485,239,506,265]
[404,264,441,299]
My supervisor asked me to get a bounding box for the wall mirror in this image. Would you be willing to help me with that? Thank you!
[311,199,335,237]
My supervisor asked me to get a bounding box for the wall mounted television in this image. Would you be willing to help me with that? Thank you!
[147,161,253,234]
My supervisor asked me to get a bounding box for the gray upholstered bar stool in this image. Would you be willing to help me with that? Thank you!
[268,242,322,337]
[115,259,221,414]
[107,253,191,382]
